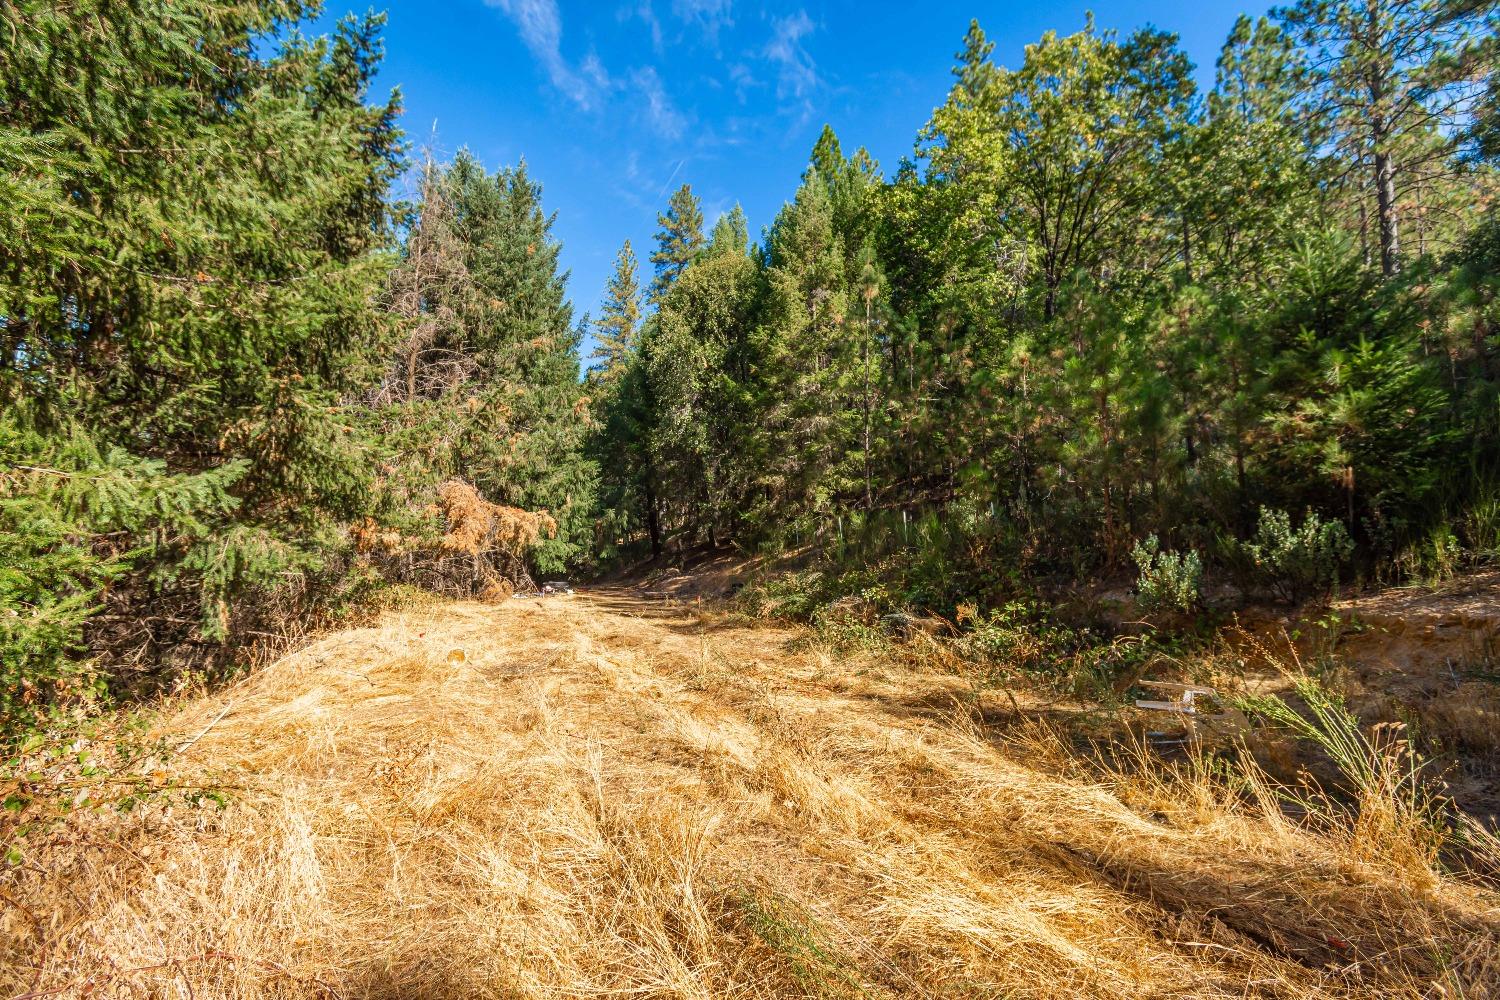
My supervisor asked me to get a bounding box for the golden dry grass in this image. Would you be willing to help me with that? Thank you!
[5,592,1500,999]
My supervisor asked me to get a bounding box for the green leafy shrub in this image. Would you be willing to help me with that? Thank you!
[954,601,1174,702]
[1,714,227,867]
[1130,535,1203,613]
[1242,507,1354,604]
[955,601,1073,672]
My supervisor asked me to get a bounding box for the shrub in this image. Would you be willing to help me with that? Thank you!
[1130,535,1203,614]
[956,602,1066,671]
[1242,507,1354,604]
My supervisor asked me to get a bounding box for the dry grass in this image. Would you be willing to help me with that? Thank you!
[5,593,1500,999]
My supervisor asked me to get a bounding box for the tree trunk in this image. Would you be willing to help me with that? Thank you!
[1366,0,1400,279]
[1373,146,1400,276]
[643,462,663,558]
[862,302,875,511]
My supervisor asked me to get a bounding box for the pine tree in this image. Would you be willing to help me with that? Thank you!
[1278,0,1494,276]
[645,248,761,542]
[440,154,600,573]
[650,184,706,302]
[590,241,642,381]
[384,153,477,406]
[745,172,852,529]
[707,205,751,258]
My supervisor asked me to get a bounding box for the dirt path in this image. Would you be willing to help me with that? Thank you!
[6,592,1500,999]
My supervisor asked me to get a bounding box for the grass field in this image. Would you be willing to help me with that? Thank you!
[5,590,1499,999]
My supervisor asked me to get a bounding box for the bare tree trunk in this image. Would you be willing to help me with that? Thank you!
[862,300,874,511]
[1373,146,1400,276]
[643,466,663,558]
[1366,0,1400,277]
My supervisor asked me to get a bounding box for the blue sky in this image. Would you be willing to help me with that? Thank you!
[330,1,1273,331]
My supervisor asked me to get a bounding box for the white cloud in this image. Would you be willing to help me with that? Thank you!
[672,0,733,41]
[727,61,759,104]
[485,0,608,109]
[631,66,688,140]
[621,1,664,53]
[581,52,612,92]
[763,11,819,101]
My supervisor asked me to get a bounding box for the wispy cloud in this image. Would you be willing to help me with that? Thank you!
[727,62,759,104]
[763,10,819,101]
[485,0,608,109]
[672,0,733,42]
[620,1,664,54]
[631,66,687,140]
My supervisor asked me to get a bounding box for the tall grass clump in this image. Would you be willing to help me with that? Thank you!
[1241,674,1449,883]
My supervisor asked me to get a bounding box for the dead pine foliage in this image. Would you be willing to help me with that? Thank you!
[437,478,557,560]
[349,479,556,601]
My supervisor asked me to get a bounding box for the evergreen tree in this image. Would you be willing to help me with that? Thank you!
[707,205,751,258]
[0,0,403,712]
[442,154,599,573]
[649,184,706,302]
[745,171,853,529]
[1278,0,1495,275]
[645,250,761,542]
[590,241,643,382]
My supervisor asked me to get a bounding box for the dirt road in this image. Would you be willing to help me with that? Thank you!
[6,592,1499,999]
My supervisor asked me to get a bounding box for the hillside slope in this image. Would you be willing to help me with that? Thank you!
[6,591,1499,999]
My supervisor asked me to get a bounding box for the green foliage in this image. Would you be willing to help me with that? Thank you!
[0,0,406,733]
[649,184,706,303]
[5,0,1499,746]
[373,151,599,577]
[735,890,866,998]
[1131,536,1204,614]
[590,241,642,382]
[581,5,1500,600]
[1242,507,1355,604]
[1,714,226,867]
[0,417,250,734]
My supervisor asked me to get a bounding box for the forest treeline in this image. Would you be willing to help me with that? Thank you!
[1,0,1498,735]
[592,4,1500,607]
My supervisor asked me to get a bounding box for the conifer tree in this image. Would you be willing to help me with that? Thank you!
[650,184,706,302]
[0,0,403,705]
[644,234,762,539]
[707,205,751,257]
[745,172,852,528]
[442,153,599,572]
[1278,0,1494,275]
[590,241,642,381]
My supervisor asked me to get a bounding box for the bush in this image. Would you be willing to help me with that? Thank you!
[1242,507,1354,604]
[1130,535,1203,613]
